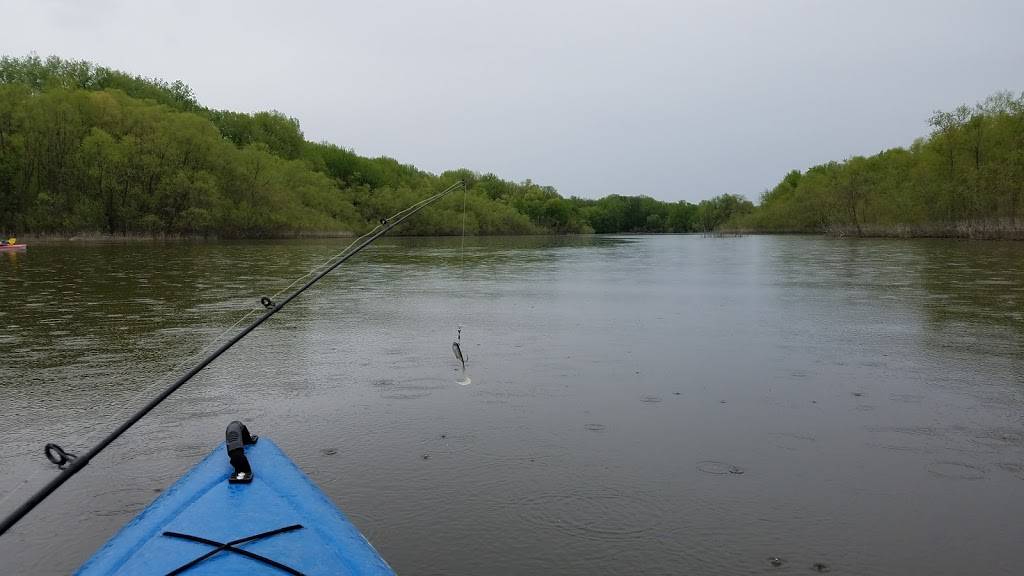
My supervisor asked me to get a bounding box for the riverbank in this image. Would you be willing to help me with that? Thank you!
[11,231,603,243]
[15,226,1024,243]
[14,230,360,242]
[725,220,1024,240]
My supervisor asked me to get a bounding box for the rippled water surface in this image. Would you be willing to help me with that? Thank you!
[1,235,1023,575]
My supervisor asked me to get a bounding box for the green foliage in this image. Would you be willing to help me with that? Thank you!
[7,57,1017,239]
[694,194,755,232]
[0,54,740,237]
[0,54,199,111]
[737,92,1024,237]
[208,110,305,160]
[0,86,357,236]
[573,194,710,233]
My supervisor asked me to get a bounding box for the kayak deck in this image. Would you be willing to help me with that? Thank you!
[77,438,394,575]
[0,244,26,251]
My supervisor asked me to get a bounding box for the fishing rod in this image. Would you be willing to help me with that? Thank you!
[0,181,465,537]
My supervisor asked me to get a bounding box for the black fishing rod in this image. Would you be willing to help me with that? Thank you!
[0,181,464,537]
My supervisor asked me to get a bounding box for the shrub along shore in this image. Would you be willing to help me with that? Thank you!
[726,92,1024,239]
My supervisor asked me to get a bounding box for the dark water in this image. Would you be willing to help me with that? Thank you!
[1,235,1023,575]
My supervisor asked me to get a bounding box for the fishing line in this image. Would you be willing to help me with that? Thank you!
[460,180,467,271]
[0,181,464,537]
[264,188,446,304]
[452,184,471,385]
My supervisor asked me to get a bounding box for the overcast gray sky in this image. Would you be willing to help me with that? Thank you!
[3,0,1021,202]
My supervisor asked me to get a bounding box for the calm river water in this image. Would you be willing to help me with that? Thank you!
[1,235,1023,575]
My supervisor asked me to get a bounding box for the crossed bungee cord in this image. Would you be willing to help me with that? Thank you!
[162,523,305,575]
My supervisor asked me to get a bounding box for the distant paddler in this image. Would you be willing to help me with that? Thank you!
[0,236,26,251]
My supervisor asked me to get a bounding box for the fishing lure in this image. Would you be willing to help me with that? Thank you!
[452,325,466,369]
[452,341,466,371]
[452,325,470,384]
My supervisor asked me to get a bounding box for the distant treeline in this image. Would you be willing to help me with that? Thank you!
[731,92,1024,238]
[0,55,748,238]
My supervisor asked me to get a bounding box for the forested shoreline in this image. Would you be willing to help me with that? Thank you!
[730,92,1024,239]
[3,56,1020,240]
[0,55,747,238]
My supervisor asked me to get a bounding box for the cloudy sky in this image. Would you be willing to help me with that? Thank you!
[2,0,1021,202]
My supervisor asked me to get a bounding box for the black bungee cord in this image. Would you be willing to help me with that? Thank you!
[0,181,464,537]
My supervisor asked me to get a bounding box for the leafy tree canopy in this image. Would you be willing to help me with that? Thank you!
[0,55,732,237]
